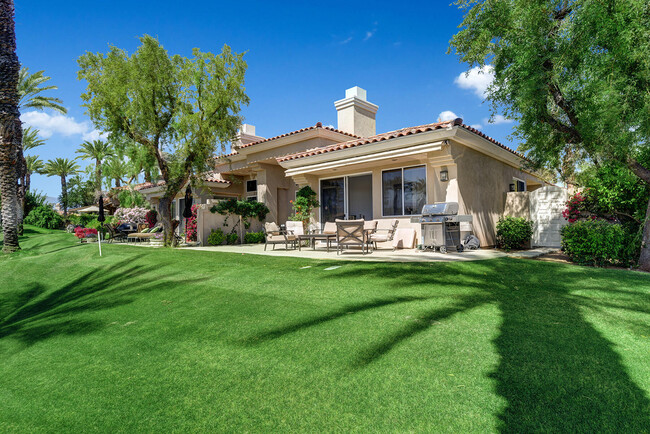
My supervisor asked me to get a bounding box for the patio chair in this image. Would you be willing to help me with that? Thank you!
[105,223,127,243]
[264,222,297,251]
[127,224,162,243]
[335,219,370,255]
[370,219,399,250]
[172,220,183,245]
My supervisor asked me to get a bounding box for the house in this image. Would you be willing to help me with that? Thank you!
[137,86,550,247]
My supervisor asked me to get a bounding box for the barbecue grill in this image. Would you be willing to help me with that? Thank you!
[419,202,473,253]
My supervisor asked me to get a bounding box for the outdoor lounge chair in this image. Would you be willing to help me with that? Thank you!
[370,219,399,250]
[335,219,370,255]
[105,223,127,243]
[264,222,297,250]
[127,225,162,243]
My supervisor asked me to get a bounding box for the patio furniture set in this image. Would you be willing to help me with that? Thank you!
[263,219,400,255]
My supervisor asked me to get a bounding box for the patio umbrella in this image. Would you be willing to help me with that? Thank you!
[97,195,105,257]
[182,185,193,242]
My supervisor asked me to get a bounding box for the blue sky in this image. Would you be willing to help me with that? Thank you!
[17,0,513,198]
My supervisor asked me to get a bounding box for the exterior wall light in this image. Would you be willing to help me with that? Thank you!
[440,169,449,182]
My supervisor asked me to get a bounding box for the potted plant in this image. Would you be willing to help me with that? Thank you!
[290,186,320,234]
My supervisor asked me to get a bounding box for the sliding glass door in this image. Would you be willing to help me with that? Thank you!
[320,174,373,223]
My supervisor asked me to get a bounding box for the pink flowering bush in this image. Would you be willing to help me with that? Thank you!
[74,227,98,239]
[114,207,149,225]
[185,204,198,242]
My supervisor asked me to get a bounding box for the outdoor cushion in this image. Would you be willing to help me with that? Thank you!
[151,226,162,233]
[265,222,280,233]
[285,221,304,236]
[322,222,337,234]
[141,228,151,233]
[370,234,390,242]
[364,220,378,232]
[267,234,297,241]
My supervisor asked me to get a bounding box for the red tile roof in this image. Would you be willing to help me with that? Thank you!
[235,122,359,151]
[276,118,526,162]
[132,173,230,191]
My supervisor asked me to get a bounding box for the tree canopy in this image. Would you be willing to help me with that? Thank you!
[449,0,650,269]
[78,35,249,245]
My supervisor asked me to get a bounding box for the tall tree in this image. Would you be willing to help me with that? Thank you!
[449,0,650,270]
[22,126,45,151]
[16,68,66,227]
[44,158,79,216]
[0,0,21,252]
[78,35,249,246]
[24,154,43,192]
[75,139,113,192]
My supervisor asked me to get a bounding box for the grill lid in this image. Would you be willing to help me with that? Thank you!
[421,202,459,216]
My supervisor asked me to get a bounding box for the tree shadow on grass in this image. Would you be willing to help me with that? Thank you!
[0,258,202,348]
[246,258,650,431]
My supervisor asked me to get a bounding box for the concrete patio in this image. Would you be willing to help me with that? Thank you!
[180,243,556,262]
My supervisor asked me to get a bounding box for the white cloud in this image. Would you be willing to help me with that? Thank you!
[21,111,107,141]
[470,124,482,129]
[454,65,495,98]
[483,114,513,125]
[339,36,352,45]
[82,129,109,141]
[363,30,375,41]
[438,110,459,122]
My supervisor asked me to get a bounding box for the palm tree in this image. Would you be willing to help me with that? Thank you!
[44,158,79,216]
[18,67,67,113]
[103,155,130,188]
[21,126,45,151]
[24,155,43,192]
[0,0,21,252]
[76,140,113,192]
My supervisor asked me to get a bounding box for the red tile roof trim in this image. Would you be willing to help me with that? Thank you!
[132,174,230,191]
[236,122,360,150]
[276,118,526,162]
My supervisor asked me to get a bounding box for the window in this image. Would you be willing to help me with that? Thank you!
[510,178,526,192]
[246,179,257,192]
[382,165,427,216]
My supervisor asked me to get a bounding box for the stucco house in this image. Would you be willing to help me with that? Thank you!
[137,86,550,247]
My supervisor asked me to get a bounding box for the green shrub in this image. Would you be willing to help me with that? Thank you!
[24,205,63,229]
[24,191,48,216]
[66,214,96,227]
[561,220,632,266]
[496,216,533,251]
[244,231,265,244]
[226,232,238,245]
[207,228,225,246]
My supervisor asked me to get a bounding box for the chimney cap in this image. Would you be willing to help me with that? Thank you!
[345,86,367,101]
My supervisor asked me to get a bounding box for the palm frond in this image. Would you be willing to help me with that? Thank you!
[18,67,67,114]
[22,127,46,151]
[44,158,80,177]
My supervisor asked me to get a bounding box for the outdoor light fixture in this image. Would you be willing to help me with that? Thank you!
[440,169,449,182]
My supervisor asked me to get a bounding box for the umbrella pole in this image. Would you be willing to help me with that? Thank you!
[98,223,103,257]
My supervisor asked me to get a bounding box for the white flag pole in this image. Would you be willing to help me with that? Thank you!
[98,224,103,257]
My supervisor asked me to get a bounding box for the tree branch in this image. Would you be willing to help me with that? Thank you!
[627,157,650,185]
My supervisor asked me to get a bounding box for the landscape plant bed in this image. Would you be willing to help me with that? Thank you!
[1,226,649,432]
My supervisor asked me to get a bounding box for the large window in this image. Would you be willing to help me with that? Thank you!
[382,165,426,216]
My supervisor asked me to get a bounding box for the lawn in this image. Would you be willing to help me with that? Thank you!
[1,226,649,432]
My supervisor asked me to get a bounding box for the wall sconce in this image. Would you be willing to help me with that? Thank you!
[440,169,449,182]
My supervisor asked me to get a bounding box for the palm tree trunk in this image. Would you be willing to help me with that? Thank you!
[25,171,30,192]
[95,158,102,192]
[60,175,68,216]
[0,0,21,252]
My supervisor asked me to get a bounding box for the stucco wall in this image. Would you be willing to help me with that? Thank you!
[196,203,263,246]
[454,143,540,246]
[504,192,531,219]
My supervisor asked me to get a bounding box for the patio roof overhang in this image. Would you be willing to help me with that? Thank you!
[138,180,231,196]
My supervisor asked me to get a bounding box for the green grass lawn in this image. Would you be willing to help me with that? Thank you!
[1,226,649,432]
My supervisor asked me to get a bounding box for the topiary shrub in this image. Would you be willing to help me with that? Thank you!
[244,231,265,244]
[24,205,63,229]
[561,220,631,267]
[207,228,225,246]
[496,216,533,251]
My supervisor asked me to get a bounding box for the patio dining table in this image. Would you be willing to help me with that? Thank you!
[297,233,336,253]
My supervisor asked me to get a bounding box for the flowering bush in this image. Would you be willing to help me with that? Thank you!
[289,186,320,233]
[145,209,158,228]
[113,207,149,225]
[185,204,198,242]
[74,227,98,239]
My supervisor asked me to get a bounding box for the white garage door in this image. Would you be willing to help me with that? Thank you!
[530,186,568,247]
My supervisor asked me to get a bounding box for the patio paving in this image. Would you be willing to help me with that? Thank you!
[181,243,557,262]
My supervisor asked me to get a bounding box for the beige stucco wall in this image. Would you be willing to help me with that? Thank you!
[196,203,263,246]
[453,143,540,246]
[504,192,531,219]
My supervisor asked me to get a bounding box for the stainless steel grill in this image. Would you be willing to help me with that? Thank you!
[419,202,473,253]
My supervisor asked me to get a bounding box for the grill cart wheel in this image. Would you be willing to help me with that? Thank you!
[457,244,464,253]
[439,245,447,254]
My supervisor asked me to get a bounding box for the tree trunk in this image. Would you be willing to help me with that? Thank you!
[95,159,102,193]
[639,199,650,272]
[60,175,68,216]
[158,196,176,247]
[25,171,30,192]
[115,177,121,188]
[0,0,21,253]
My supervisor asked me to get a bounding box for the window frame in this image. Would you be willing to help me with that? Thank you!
[381,164,428,217]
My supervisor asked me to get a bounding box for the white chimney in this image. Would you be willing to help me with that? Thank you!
[334,86,378,137]
[233,123,265,148]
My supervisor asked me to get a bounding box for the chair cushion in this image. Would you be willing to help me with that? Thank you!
[364,220,378,232]
[322,222,337,234]
[265,222,280,233]
[370,234,390,242]
[267,234,296,242]
[285,221,304,236]
[141,228,151,233]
